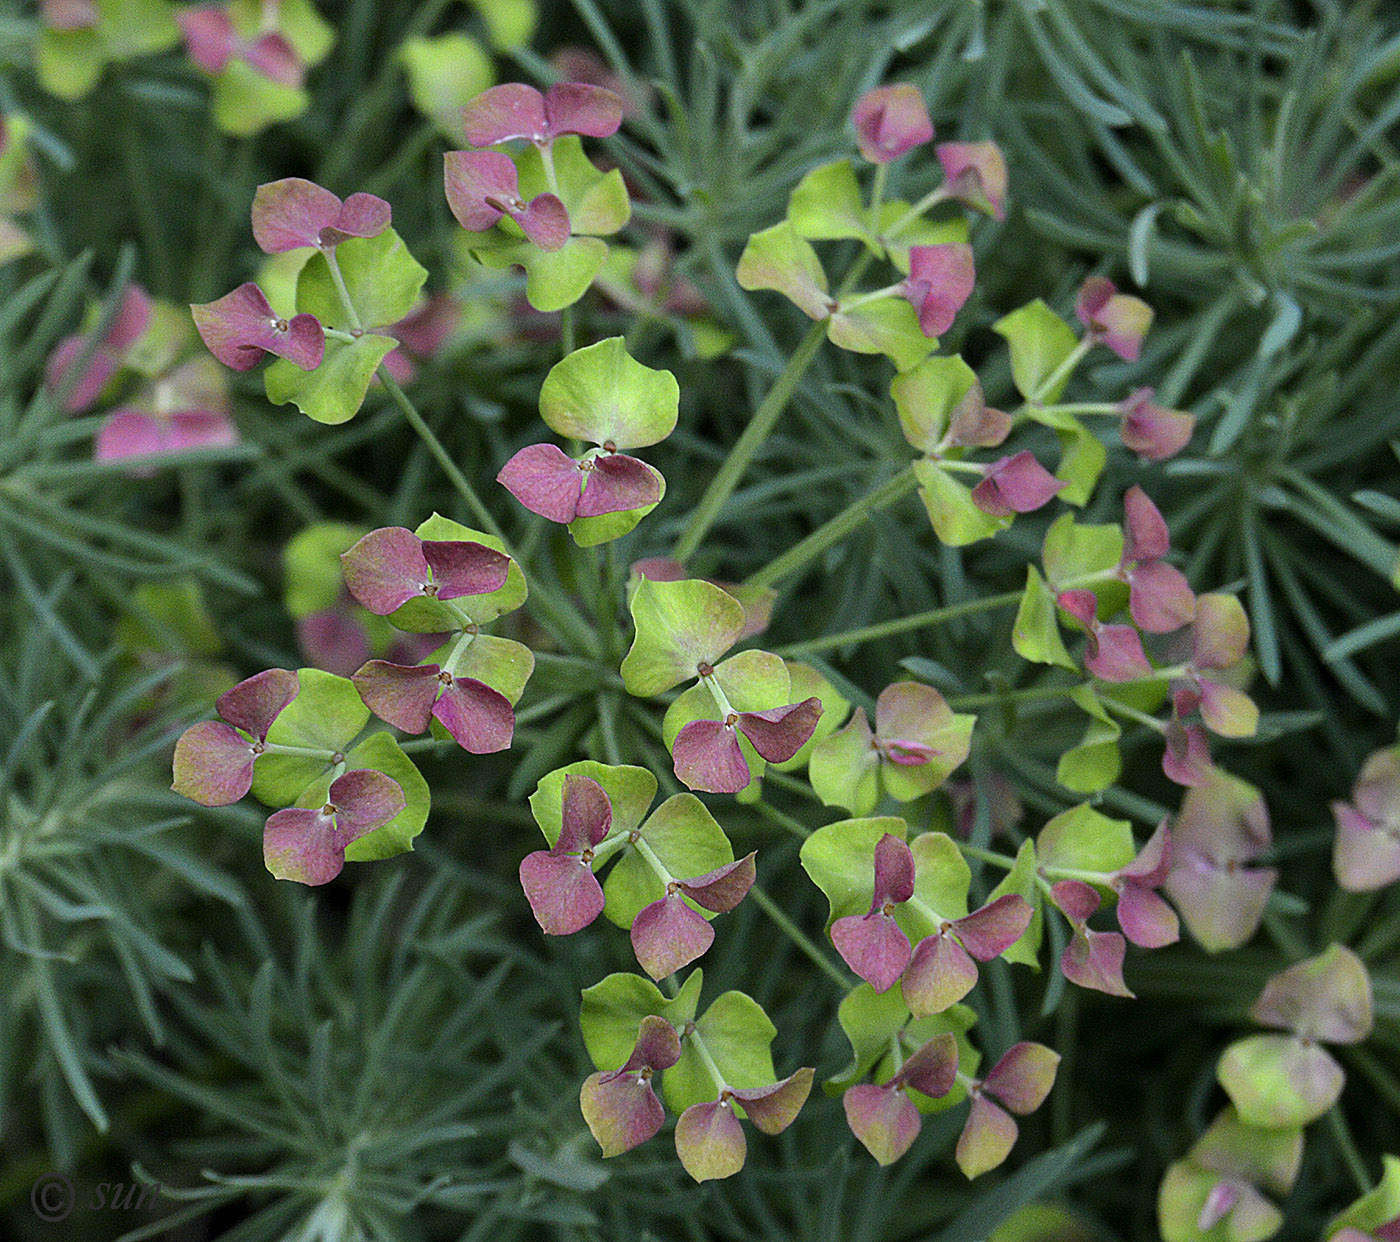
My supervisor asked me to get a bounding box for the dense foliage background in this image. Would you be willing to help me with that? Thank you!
[2,0,1399,1238]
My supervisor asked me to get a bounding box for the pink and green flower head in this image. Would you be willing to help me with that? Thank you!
[624,578,821,793]
[1158,1106,1303,1242]
[519,774,615,935]
[901,243,975,338]
[1162,693,1215,788]
[1163,771,1275,952]
[1118,486,1195,633]
[1218,944,1372,1128]
[900,891,1031,1017]
[341,524,523,753]
[191,281,324,372]
[1057,588,1153,682]
[526,763,747,977]
[971,451,1065,517]
[936,141,1008,219]
[461,81,624,147]
[851,84,933,165]
[172,668,301,805]
[1075,276,1153,362]
[1328,1157,1400,1242]
[251,178,392,254]
[1171,593,1258,738]
[95,355,237,467]
[178,7,302,87]
[830,833,917,992]
[809,681,975,815]
[498,337,678,529]
[630,854,757,980]
[45,283,152,413]
[1109,820,1180,948]
[444,149,570,250]
[1333,745,1400,891]
[1118,387,1195,461]
[339,525,510,616]
[956,1042,1060,1178]
[263,768,405,886]
[675,1067,814,1182]
[1050,880,1132,997]
[579,1015,682,1157]
[843,1032,958,1165]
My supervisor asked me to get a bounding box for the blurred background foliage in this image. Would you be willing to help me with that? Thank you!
[1,0,1398,1238]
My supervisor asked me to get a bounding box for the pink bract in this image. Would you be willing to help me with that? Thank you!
[461,82,624,146]
[851,84,933,164]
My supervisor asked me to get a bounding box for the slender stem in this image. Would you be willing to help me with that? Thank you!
[323,249,363,331]
[1039,403,1120,417]
[596,692,623,765]
[750,799,811,841]
[1027,336,1093,405]
[560,304,576,357]
[881,184,949,242]
[956,842,1019,869]
[745,463,918,589]
[779,590,1021,656]
[837,284,904,314]
[749,884,849,988]
[1325,1104,1373,1195]
[376,366,503,538]
[866,163,889,232]
[671,319,827,563]
[685,1025,731,1095]
[947,682,1082,711]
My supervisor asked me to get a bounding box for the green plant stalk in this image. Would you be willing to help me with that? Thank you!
[671,318,828,563]
[1325,1104,1373,1195]
[948,682,1084,711]
[745,463,918,588]
[777,590,1022,656]
[748,883,849,989]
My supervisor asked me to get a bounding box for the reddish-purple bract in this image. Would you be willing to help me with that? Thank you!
[443,150,571,250]
[1119,387,1195,461]
[192,282,325,372]
[251,178,392,253]
[936,141,1008,219]
[630,894,714,980]
[903,243,975,338]
[263,769,406,886]
[461,82,623,146]
[971,451,1064,517]
[851,84,933,164]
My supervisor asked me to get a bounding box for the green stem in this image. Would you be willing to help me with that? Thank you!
[376,366,502,538]
[1039,403,1120,417]
[866,163,889,232]
[1027,337,1093,406]
[596,692,623,765]
[749,884,849,989]
[1325,1104,1374,1195]
[837,284,904,314]
[671,319,827,563]
[956,842,1019,869]
[779,590,1021,656]
[745,463,918,588]
[881,184,950,242]
[120,95,174,298]
[323,249,363,332]
[947,681,1082,711]
[750,798,811,841]
[684,1024,731,1096]
[560,304,576,357]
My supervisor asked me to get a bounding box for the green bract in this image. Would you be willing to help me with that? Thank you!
[265,334,397,425]
[468,231,609,312]
[251,669,369,807]
[892,354,981,454]
[397,34,494,141]
[37,0,179,101]
[913,458,1008,546]
[1013,566,1077,669]
[799,816,908,925]
[661,990,781,1115]
[735,222,832,321]
[993,300,1079,403]
[987,840,1044,968]
[579,970,704,1071]
[1036,804,1137,879]
[828,298,935,372]
[284,522,369,618]
[528,761,657,848]
[602,794,734,928]
[539,337,679,448]
[621,578,746,697]
[297,229,429,332]
[788,159,878,251]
